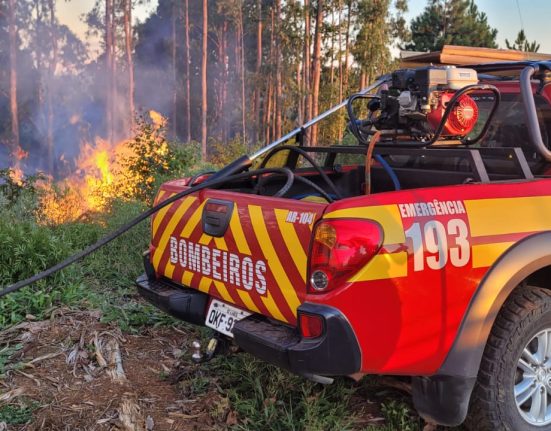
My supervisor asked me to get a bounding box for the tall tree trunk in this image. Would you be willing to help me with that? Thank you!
[330,8,335,88]
[124,0,134,134]
[310,0,323,146]
[34,0,44,142]
[201,0,208,160]
[343,0,351,97]
[237,3,246,143]
[264,79,273,144]
[254,0,262,144]
[110,3,117,140]
[297,60,303,125]
[264,9,274,147]
[171,0,178,137]
[275,0,282,140]
[221,21,229,142]
[184,0,191,142]
[105,0,114,143]
[337,0,344,141]
[8,0,20,159]
[302,0,311,145]
[47,0,57,175]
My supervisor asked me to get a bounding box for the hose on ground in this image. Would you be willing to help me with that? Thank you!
[0,167,294,299]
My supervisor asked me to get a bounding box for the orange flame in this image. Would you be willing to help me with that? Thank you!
[36,111,169,225]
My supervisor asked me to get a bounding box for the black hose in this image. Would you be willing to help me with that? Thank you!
[0,167,294,299]
[259,145,343,199]
[293,176,334,202]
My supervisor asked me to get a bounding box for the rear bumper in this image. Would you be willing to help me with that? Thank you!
[233,303,362,376]
[135,274,361,377]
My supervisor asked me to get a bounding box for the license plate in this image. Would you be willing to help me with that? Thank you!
[205,299,251,337]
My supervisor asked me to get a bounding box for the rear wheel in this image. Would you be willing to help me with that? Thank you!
[467,285,551,430]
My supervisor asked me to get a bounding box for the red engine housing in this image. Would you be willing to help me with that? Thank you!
[426,92,479,136]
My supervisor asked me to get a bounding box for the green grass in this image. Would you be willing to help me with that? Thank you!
[205,354,361,431]
[0,164,424,431]
[0,400,38,424]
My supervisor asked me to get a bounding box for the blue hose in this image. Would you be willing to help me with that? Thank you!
[374,154,401,190]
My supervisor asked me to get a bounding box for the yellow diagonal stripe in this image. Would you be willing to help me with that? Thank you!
[182,271,193,286]
[153,190,167,206]
[199,232,229,251]
[185,207,250,310]
[199,233,212,245]
[180,201,207,238]
[261,292,288,322]
[152,196,196,268]
[227,204,262,314]
[349,252,408,282]
[324,205,405,244]
[466,197,551,237]
[229,206,251,255]
[152,191,175,235]
[213,280,233,302]
[237,291,261,313]
[198,276,211,293]
[275,209,307,282]
[249,205,300,317]
[213,236,228,250]
[472,242,515,268]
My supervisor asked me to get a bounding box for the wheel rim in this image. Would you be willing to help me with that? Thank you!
[515,328,551,426]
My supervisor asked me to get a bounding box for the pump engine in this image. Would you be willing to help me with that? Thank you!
[352,66,487,144]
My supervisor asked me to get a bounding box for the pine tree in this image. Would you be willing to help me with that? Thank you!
[506,30,540,53]
[8,0,20,158]
[406,0,497,52]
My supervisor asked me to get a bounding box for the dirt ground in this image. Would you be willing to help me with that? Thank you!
[0,309,422,431]
[0,309,238,431]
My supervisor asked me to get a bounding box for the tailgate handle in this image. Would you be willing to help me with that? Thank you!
[202,199,234,237]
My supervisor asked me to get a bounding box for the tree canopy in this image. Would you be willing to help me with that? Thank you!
[405,0,497,52]
[506,29,540,53]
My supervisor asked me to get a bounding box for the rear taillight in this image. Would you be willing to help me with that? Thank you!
[308,219,383,293]
[299,312,325,338]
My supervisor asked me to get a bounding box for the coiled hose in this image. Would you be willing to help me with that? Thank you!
[0,167,295,299]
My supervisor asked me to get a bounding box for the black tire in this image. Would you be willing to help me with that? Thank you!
[466,284,551,431]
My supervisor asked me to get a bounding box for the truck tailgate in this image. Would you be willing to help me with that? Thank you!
[150,182,326,324]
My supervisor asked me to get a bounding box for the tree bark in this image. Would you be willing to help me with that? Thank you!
[237,2,246,143]
[171,0,178,138]
[343,0,351,97]
[201,0,208,160]
[34,0,44,144]
[47,0,57,174]
[8,0,20,158]
[310,0,323,146]
[302,0,311,145]
[274,0,282,140]
[184,0,191,143]
[105,0,114,143]
[110,2,117,140]
[124,0,134,134]
[221,21,229,142]
[337,0,344,141]
[263,79,272,144]
[254,0,262,144]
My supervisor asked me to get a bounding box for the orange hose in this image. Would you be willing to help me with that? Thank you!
[365,131,381,195]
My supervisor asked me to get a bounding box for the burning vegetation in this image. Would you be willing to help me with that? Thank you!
[25,112,171,225]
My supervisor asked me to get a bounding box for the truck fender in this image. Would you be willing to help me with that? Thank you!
[413,231,551,426]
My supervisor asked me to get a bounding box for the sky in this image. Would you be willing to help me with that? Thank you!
[57,0,551,54]
[403,0,551,53]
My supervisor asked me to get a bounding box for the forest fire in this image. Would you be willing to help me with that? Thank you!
[8,148,29,186]
[35,112,169,225]
[38,139,132,225]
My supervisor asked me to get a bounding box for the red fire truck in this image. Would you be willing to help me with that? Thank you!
[137,59,551,429]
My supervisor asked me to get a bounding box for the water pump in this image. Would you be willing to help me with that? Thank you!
[349,66,499,146]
